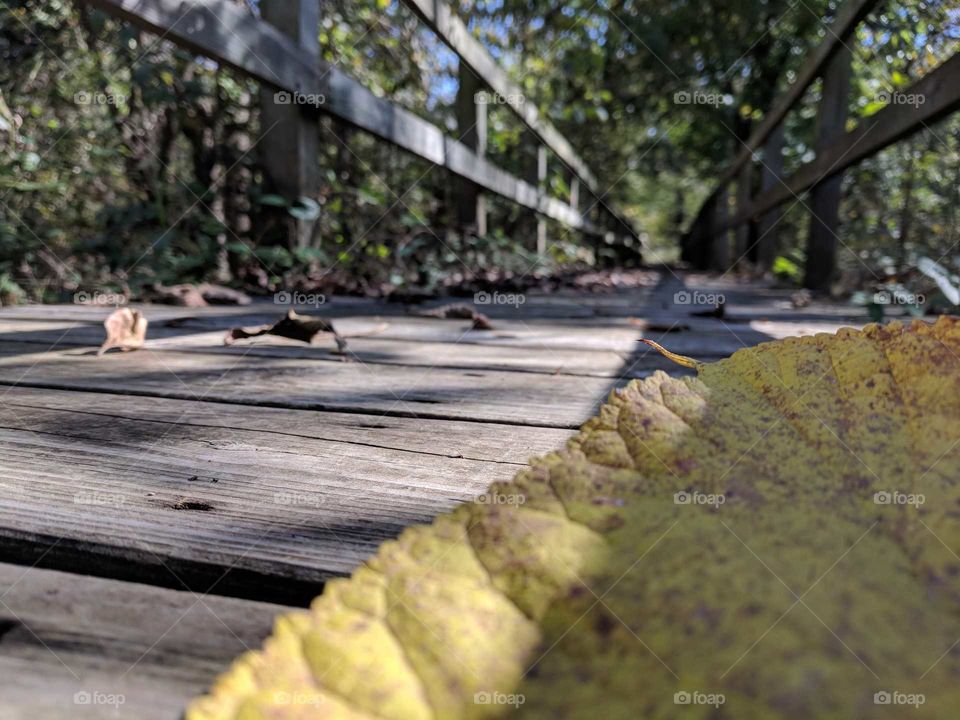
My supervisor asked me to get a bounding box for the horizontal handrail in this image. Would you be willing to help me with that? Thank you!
[402,0,597,189]
[707,0,880,198]
[88,0,610,235]
[714,52,960,235]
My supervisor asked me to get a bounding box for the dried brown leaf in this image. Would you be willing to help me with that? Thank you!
[417,302,494,330]
[224,310,347,352]
[98,307,148,356]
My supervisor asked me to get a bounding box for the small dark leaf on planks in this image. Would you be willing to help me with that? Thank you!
[145,282,251,307]
[224,310,348,352]
[416,302,494,330]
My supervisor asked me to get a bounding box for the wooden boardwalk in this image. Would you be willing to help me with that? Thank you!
[0,271,873,718]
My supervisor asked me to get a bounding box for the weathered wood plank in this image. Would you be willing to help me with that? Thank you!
[0,286,870,370]
[0,342,616,427]
[0,320,685,377]
[0,385,569,464]
[0,388,568,600]
[0,562,282,719]
[0,296,868,328]
[0,292,664,321]
[0,318,793,364]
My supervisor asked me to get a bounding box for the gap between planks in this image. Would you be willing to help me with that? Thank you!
[0,386,572,604]
[0,342,625,429]
[0,560,283,720]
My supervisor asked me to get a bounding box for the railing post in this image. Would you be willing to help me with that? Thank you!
[756,122,785,272]
[681,205,701,266]
[600,208,617,268]
[712,188,730,271]
[734,161,754,267]
[804,45,852,290]
[567,172,585,250]
[455,68,487,236]
[569,175,580,213]
[533,145,548,256]
[259,0,320,248]
[695,197,715,271]
[587,197,602,265]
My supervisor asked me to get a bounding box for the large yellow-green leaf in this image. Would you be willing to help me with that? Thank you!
[188,318,960,719]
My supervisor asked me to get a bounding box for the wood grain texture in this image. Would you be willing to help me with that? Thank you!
[0,387,571,601]
[0,341,617,427]
[0,273,869,628]
[0,562,283,719]
[0,323,677,378]
[0,385,568,463]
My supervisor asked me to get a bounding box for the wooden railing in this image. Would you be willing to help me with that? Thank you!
[87,0,639,259]
[681,0,960,289]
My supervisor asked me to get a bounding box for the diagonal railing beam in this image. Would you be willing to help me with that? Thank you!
[715,51,960,235]
[87,0,603,233]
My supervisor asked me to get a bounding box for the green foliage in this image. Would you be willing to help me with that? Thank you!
[772,254,802,283]
[0,0,957,300]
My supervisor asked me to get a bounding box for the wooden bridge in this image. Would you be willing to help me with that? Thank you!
[0,271,877,717]
[1,0,957,717]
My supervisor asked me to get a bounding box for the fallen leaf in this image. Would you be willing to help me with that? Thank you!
[224,310,348,352]
[417,302,494,330]
[197,283,252,306]
[98,307,148,356]
[145,282,251,307]
[471,313,494,330]
[791,288,813,309]
[145,283,207,307]
[188,318,960,719]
